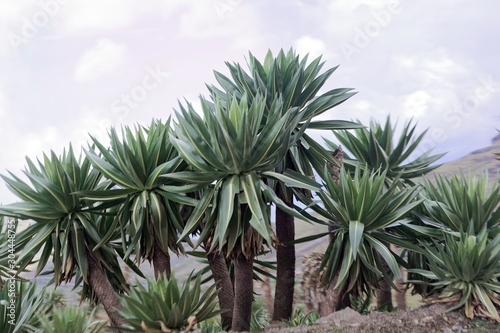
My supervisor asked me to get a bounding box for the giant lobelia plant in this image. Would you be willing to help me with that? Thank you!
[117,273,221,332]
[324,116,446,309]
[297,167,423,309]
[0,146,128,328]
[409,228,500,321]
[403,172,500,301]
[206,48,360,320]
[325,116,445,185]
[164,93,319,331]
[80,119,195,279]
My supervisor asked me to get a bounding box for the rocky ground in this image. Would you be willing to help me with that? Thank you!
[262,303,499,333]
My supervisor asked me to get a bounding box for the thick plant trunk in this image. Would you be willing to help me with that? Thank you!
[87,251,125,330]
[272,194,295,321]
[377,247,393,311]
[377,278,393,311]
[206,251,234,330]
[153,241,171,280]
[321,273,347,315]
[232,256,254,332]
[394,275,407,310]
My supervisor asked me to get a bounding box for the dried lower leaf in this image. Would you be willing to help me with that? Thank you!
[183,316,197,332]
[141,321,162,333]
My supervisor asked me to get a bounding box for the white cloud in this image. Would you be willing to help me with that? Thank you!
[74,39,127,82]
[402,90,432,118]
[294,35,329,60]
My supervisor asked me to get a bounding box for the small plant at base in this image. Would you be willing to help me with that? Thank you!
[409,228,500,321]
[350,292,373,314]
[38,305,107,333]
[284,308,320,327]
[198,319,224,333]
[117,272,222,332]
[250,299,269,332]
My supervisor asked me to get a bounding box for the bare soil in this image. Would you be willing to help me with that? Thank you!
[262,303,499,333]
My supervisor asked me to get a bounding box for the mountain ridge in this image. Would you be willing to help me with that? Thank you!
[427,133,500,182]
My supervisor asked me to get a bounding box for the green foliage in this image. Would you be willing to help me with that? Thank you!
[118,273,222,332]
[404,172,500,299]
[409,229,500,321]
[0,146,127,299]
[0,280,45,333]
[284,308,320,327]
[298,167,422,296]
[81,119,194,263]
[350,292,373,314]
[419,172,500,234]
[35,289,66,322]
[197,319,224,333]
[38,305,107,333]
[326,116,445,183]
[249,299,269,332]
[166,93,319,258]
[208,48,361,185]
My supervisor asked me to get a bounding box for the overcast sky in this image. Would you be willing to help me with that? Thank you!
[0,0,499,204]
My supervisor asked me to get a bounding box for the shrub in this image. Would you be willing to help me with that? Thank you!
[117,273,221,332]
[410,229,500,321]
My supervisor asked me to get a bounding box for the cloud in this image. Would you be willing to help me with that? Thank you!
[74,39,127,82]
[402,90,432,118]
[294,35,330,60]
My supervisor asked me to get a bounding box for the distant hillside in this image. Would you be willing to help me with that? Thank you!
[426,133,500,183]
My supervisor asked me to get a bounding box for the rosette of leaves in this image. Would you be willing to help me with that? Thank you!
[0,146,128,326]
[38,305,108,333]
[297,167,422,299]
[418,172,500,234]
[409,229,500,321]
[117,273,221,332]
[206,48,361,321]
[325,116,445,184]
[165,93,319,331]
[167,93,319,258]
[81,119,194,279]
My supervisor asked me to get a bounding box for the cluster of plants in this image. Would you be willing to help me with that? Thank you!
[0,280,107,333]
[0,49,498,333]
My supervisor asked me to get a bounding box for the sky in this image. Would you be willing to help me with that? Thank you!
[0,0,499,205]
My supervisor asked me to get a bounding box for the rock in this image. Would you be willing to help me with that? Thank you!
[316,307,364,325]
[443,328,453,333]
[421,316,433,324]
